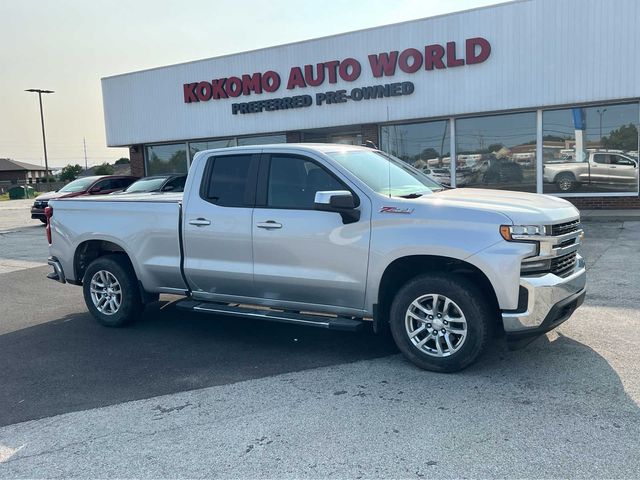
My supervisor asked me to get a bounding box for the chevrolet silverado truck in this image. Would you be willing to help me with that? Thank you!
[543,151,638,192]
[45,144,586,372]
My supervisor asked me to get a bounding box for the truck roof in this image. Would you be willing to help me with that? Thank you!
[192,143,372,158]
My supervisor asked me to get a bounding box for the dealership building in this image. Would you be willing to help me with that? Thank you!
[101,0,639,209]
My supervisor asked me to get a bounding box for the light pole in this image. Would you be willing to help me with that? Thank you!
[597,108,607,146]
[25,88,54,190]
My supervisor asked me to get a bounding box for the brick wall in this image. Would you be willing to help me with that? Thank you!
[361,124,379,148]
[286,131,301,143]
[129,145,145,177]
[566,195,640,210]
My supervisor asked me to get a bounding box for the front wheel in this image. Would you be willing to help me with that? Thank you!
[389,273,494,373]
[82,254,143,327]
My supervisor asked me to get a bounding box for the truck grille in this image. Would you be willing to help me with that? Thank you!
[550,251,577,277]
[33,200,48,208]
[551,220,580,236]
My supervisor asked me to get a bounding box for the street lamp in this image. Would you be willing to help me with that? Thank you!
[25,88,54,190]
[597,108,607,146]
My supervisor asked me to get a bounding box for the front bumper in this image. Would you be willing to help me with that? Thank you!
[31,207,46,219]
[502,253,586,339]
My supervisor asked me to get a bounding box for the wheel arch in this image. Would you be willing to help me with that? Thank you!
[374,255,500,332]
[74,239,133,283]
[555,170,576,181]
[73,239,158,304]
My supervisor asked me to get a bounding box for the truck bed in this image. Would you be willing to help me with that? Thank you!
[49,193,187,293]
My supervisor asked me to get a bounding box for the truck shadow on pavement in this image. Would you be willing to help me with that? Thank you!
[0,300,637,428]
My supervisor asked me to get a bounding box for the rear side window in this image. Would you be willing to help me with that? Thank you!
[593,154,609,164]
[204,155,254,207]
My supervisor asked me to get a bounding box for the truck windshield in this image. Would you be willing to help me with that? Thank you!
[326,149,443,197]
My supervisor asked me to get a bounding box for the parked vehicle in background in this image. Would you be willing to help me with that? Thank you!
[422,167,451,186]
[543,150,638,192]
[30,175,138,223]
[114,174,187,195]
[45,144,586,373]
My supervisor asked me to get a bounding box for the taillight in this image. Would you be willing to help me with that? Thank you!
[45,206,53,244]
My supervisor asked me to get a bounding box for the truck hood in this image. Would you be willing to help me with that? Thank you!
[424,188,580,225]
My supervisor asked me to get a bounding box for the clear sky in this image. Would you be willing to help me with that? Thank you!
[0,0,507,169]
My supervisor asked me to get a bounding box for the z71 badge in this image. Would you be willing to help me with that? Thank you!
[380,206,414,214]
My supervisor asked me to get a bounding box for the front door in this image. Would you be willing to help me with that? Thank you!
[252,153,371,311]
[182,153,259,298]
[608,154,638,188]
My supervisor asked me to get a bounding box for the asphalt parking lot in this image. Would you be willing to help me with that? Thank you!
[0,200,639,478]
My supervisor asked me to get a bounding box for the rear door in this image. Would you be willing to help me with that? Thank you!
[251,152,371,311]
[589,154,610,184]
[182,153,259,298]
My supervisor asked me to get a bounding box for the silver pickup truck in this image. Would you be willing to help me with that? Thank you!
[543,151,638,192]
[45,144,586,372]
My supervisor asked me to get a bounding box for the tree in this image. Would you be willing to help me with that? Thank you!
[601,123,638,151]
[59,164,84,182]
[115,157,130,165]
[94,163,115,175]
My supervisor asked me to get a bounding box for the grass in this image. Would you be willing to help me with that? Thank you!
[0,192,46,201]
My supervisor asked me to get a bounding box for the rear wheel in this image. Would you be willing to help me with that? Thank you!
[556,173,576,192]
[389,273,494,372]
[82,254,143,327]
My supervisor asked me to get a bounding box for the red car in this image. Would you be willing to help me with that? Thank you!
[30,175,138,223]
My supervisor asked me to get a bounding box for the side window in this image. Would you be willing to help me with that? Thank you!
[611,155,635,166]
[267,155,345,209]
[94,179,115,191]
[204,155,253,207]
[114,178,133,189]
[592,154,609,164]
[164,176,186,192]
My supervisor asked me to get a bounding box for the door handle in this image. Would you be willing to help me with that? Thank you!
[189,218,211,226]
[610,166,617,169]
[256,221,282,229]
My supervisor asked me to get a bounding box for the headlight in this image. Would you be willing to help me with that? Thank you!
[500,224,547,241]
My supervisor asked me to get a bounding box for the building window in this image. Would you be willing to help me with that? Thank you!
[190,138,237,158]
[145,143,188,175]
[380,120,451,184]
[237,134,286,146]
[542,103,639,194]
[455,112,537,192]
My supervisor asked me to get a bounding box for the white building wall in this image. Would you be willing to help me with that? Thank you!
[102,0,640,147]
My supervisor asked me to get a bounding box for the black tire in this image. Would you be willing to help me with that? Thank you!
[82,254,143,327]
[556,173,575,192]
[389,273,494,373]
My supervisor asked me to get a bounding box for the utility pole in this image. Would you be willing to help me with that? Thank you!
[25,88,54,191]
[83,137,88,171]
[597,108,607,146]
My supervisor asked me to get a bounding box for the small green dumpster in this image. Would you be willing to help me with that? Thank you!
[8,185,35,200]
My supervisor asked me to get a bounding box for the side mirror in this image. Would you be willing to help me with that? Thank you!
[89,186,102,194]
[314,190,360,224]
[162,185,175,192]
